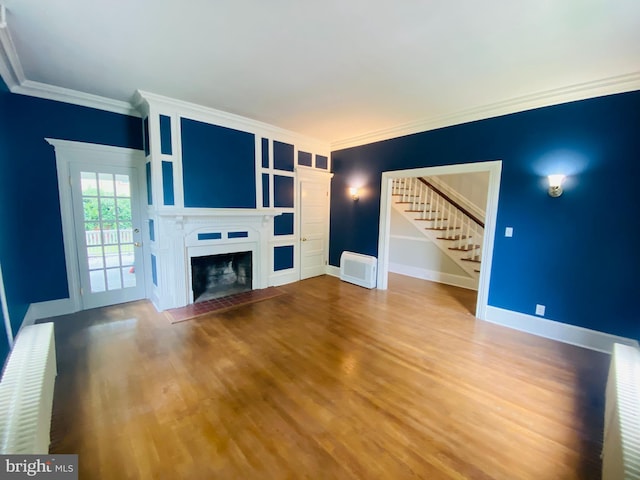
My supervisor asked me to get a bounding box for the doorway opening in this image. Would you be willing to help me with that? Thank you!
[377,161,502,320]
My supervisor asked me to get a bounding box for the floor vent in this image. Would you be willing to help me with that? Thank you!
[340,251,377,289]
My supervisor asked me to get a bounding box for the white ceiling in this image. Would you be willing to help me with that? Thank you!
[2,0,640,146]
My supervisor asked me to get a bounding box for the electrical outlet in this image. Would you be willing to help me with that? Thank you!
[535,304,546,316]
[505,227,513,237]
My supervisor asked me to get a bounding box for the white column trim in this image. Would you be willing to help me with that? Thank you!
[0,261,14,347]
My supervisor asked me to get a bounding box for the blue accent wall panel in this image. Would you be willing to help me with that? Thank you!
[160,115,172,155]
[146,162,153,205]
[316,155,328,170]
[330,90,640,340]
[151,254,158,286]
[274,245,294,271]
[261,138,269,168]
[273,141,294,171]
[298,151,312,167]
[181,118,256,208]
[143,117,150,156]
[162,161,175,206]
[149,219,155,242]
[262,173,270,208]
[274,213,294,236]
[274,175,294,208]
[0,78,142,324]
[197,232,222,240]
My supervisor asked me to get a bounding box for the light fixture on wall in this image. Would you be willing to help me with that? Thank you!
[349,187,360,201]
[547,174,566,197]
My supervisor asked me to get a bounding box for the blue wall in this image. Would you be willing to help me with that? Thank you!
[330,91,640,340]
[181,118,256,208]
[0,81,142,340]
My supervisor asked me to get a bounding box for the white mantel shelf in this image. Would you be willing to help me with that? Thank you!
[153,208,285,218]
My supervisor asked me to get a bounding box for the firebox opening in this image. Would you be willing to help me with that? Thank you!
[191,251,252,303]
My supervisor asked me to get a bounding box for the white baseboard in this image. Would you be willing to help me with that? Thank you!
[21,298,75,331]
[389,262,478,290]
[269,270,299,287]
[484,306,639,354]
[326,265,340,278]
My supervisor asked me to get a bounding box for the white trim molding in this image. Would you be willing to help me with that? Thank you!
[0,8,138,116]
[134,90,329,152]
[377,161,502,321]
[46,138,147,313]
[388,263,477,291]
[331,72,640,150]
[13,80,138,117]
[0,4,25,89]
[0,260,14,347]
[21,298,74,329]
[326,265,340,278]
[484,306,639,354]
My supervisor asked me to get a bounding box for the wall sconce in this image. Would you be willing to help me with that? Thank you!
[349,187,360,201]
[547,174,565,197]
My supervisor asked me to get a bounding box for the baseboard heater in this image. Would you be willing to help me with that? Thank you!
[340,251,377,289]
[0,322,57,454]
[602,343,640,479]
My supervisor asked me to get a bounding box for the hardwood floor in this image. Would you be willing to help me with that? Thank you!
[45,274,608,479]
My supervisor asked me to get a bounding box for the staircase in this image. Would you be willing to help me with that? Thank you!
[391,177,484,283]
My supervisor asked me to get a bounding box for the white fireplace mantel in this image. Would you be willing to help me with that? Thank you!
[155,208,284,219]
[151,208,284,310]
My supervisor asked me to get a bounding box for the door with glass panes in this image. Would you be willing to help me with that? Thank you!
[70,164,145,309]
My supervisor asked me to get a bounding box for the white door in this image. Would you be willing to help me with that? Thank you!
[300,180,330,279]
[70,164,146,309]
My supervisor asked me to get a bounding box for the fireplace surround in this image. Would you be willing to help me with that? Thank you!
[150,209,280,310]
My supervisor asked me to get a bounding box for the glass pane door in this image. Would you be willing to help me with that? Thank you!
[72,165,145,309]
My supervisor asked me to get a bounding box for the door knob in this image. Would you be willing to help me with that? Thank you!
[134,228,140,233]
[301,237,307,242]
[134,242,142,247]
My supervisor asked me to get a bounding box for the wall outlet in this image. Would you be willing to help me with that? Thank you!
[505,227,513,237]
[535,304,546,316]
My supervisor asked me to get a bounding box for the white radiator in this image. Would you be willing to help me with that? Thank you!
[340,251,377,289]
[602,343,640,480]
[0,322,57,454]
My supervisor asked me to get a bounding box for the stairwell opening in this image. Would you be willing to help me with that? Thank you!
[377,161,502,319]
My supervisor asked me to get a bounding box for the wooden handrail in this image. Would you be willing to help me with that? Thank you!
[418,178,485,228]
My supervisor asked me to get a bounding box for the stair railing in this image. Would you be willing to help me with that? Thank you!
[391,177,484,264]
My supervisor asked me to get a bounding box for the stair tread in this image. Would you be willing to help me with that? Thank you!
[413,216,445,220]
[437,235,469,240]
[461,257,482,263]
[425,227,460,231]
[448,245,480,251]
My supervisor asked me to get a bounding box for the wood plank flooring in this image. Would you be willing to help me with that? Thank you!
[45,274,609,479]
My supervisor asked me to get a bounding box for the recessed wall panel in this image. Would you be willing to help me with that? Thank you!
[181,118,256,208]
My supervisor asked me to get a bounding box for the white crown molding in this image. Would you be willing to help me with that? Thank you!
[331,71,640,151]
[135,90,329,151]
[0,8,139,117]
[0,4,25,89]
[12,80,139,116]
